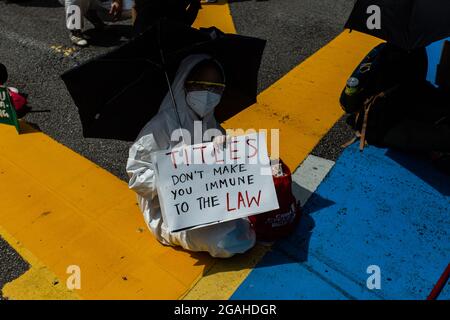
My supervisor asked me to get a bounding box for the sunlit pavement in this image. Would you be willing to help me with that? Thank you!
[0,1,448,299]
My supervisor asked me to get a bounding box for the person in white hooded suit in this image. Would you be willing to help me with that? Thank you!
[126,54,256,258]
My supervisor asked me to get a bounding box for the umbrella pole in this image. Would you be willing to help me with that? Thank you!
[158,41,186,146]
[157,21,186,145]
[163,67,187,145]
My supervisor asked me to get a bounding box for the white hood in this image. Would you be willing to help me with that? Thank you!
[136,54,221,149]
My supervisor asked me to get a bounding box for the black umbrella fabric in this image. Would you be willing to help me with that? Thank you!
[345,0,450,51]
[61,20,266,141]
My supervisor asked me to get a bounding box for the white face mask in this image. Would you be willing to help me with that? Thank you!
[186,91,222,118]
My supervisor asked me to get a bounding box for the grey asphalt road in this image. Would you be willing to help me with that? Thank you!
[0,237,29,300]
[0,0,356,298]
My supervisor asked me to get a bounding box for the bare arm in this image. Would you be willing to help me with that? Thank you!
[110,0,123,20]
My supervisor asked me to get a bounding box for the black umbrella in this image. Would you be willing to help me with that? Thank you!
[61,19,266,141]
[345,0,450,51]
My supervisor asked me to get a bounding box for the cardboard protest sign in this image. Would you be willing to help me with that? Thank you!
[154,132,279,232]
[0,86,20,133]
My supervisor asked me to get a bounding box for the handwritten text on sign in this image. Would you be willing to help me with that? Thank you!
[154,132,279,232]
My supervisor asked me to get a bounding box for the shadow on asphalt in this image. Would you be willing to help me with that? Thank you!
[84,25,133,47]
[386,148,450,196]
[17,120,43,134]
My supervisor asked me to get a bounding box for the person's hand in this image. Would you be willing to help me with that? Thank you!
[110,0,123,21]
[213,135,231,151]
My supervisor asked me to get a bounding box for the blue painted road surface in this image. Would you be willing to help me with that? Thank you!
[232,144,449,300]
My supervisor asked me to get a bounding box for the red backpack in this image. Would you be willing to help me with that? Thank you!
[8,89,28,113]
[0,63,28,114]
[249,160,301,241]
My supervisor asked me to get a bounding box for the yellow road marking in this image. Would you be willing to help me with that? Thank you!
[184,31,382,299]
[0,226,79,300]
[224,31,382,171]
[0,122,215,299]
[182,244,271,300]
[193,1,236,34]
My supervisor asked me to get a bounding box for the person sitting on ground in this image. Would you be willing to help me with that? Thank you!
[126,54,256,258]
[60,0,132,47]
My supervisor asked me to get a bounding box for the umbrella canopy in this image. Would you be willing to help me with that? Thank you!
[345,0,450,51]
[61,19,266,141]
